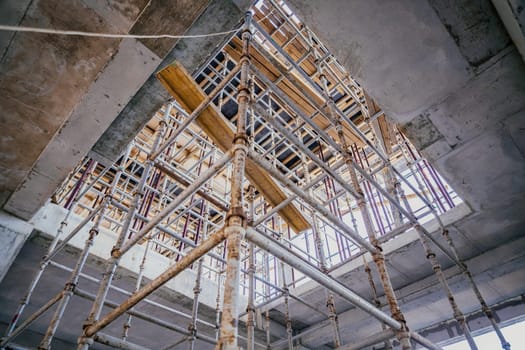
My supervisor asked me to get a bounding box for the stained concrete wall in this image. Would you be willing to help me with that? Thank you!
[0,0,215,220]
[90,0,251,165]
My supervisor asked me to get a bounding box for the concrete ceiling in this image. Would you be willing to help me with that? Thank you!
[0,0,250,220]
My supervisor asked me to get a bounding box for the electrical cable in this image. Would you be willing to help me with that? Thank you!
[0,24,240,39]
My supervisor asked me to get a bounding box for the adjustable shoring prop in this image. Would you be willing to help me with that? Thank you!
[246,186,256,350]
[38,191,114,349]
[274,217,294,349]
[362,257,393,350]
[215,11,252,350]
[187,155,214,350]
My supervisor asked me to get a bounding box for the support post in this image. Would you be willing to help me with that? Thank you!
[246,186,256,350]
[38,194,112,349]
[216,11,252,350]
[315,54,411,348]
[77,107,170,350]
[302,159,342,348]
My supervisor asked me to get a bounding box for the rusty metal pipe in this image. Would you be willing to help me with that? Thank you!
[81,228,226,340]
[94,333,151,350]
[247,149,376,252]
[215,11,252,350]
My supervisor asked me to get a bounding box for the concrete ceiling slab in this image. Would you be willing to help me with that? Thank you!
[1,0,234,220]
[287,0,472,122]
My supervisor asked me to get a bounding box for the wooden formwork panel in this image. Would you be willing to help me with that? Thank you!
[157,62,311,233]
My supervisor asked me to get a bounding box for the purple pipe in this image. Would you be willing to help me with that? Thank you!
[65,159,95,209]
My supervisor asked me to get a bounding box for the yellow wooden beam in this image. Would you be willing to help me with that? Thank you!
[157,62,310,233]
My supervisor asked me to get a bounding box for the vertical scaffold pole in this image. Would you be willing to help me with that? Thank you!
[246,186,256,350]
[77,104,171,350]
[315,57,411,349]
[302,159,342,348]
[188,189,211,350]
[38,190,113,350]
[275,217,293,349]
[216,11,252,350]
[363,257,393,350]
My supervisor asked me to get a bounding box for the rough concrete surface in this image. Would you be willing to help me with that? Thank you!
[287,0,472,122]
[0,0,127,209]
[91,0,249,165]
[0,0,221,220]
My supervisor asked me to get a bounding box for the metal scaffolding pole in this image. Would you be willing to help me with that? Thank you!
[244,228,442,350]
[302,158,342,348]
[188,185,212,350]
[38,194,112,349]
[275,217,294,350]
[246,186,256,350]
[216,11,252,350]
[314,56,410,348]
[363,257,393,350]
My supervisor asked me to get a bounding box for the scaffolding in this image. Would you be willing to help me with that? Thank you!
[0,1,511,350]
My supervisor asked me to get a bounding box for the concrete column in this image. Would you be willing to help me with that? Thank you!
[0,210,33,283]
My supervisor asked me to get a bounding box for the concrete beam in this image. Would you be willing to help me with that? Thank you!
[4,38,159,219]
[90,0,250,165]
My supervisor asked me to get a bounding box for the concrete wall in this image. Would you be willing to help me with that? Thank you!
[0,211,33,282]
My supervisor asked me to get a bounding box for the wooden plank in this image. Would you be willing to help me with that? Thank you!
[225,36,364,147]
[157,62,310,233]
